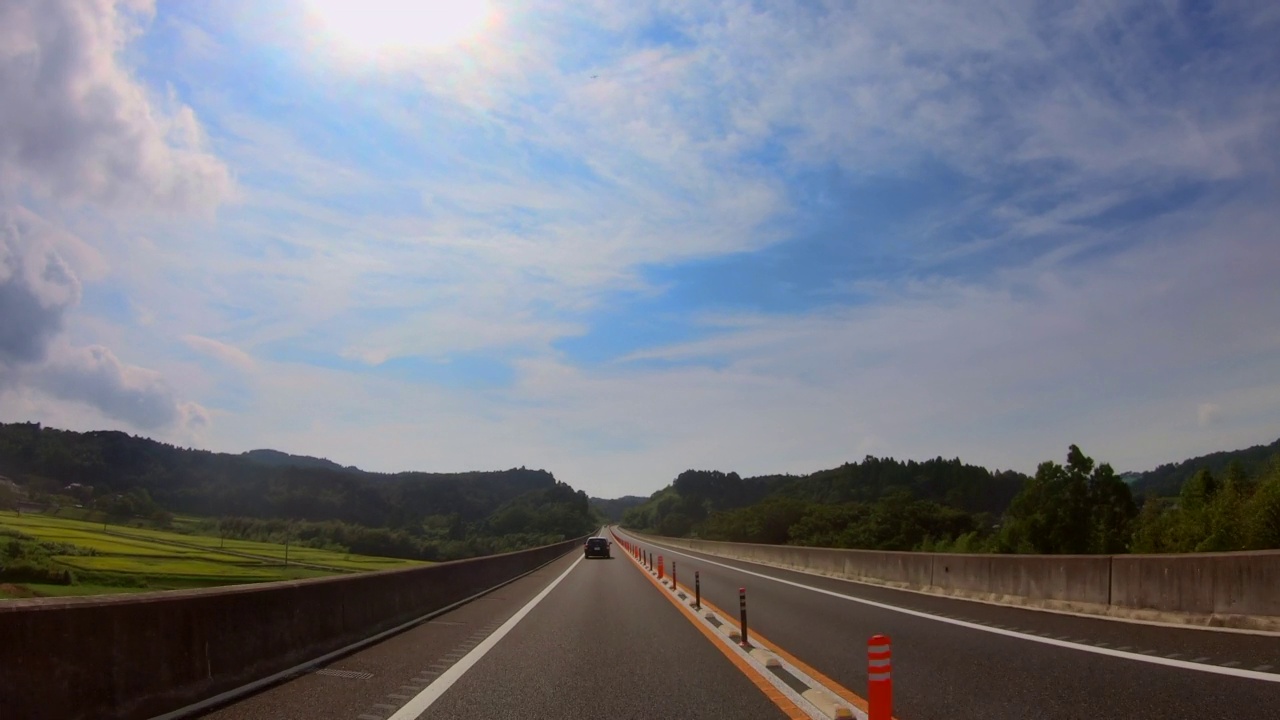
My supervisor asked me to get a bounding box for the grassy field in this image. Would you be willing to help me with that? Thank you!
[0,513,424,599]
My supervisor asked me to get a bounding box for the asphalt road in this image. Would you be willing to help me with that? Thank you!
[196,530,1280,720]
[616,529,1280,720]
[199,542,790,720]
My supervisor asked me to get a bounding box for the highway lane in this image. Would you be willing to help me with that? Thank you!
[618,529,1280,720]
[200,541,791,720]
[629,538,1280,669]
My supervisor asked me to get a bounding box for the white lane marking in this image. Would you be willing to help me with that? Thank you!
[623,533,1280,684]
[634,531,1280,638]
[386,555,584,720]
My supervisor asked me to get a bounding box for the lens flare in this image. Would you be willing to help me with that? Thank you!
[304,0,493,57]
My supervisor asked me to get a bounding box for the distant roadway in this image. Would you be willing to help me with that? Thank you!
[196,527,1280,720]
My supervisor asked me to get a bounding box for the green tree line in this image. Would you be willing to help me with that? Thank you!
[0,423,599,560]
[624,444,1280,555]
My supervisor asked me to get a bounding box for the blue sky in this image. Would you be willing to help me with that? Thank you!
[2,0,1279,498]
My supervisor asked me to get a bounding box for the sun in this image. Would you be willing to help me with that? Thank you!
[304,0,493,57]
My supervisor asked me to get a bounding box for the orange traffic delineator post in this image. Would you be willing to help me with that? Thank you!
[868,634,892,720]
[738,587,749,647]
[658,555,664,580]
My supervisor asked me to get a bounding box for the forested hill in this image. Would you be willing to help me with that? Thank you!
[624,443,1280,556]
[241,449,355,473]
[0,423,598,557]
[623,458,1026,540]
[589,495,647,522]
[1127,436,1280,498]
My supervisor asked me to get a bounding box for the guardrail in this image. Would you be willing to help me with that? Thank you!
[0,537,585,720]
[625,531,1280,631]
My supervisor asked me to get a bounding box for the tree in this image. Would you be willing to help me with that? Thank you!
[0,483,19,516]
[1130,495,1170,553]
[1243,461,1280,549]
[999,446,1134,554]
[1087,461,1137,553]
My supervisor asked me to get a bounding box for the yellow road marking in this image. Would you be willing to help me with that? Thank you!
[620,532,903,720]
[613,533,810,720]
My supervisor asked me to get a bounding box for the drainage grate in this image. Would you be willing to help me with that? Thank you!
[314,668,373,680]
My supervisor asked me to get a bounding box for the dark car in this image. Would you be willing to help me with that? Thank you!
[584,537,611,559]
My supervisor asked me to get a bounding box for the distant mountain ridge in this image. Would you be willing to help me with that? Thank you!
[1126,436,1280,498]
[0,423,596,549]
[241,449,355,473]
[589,495,647,522]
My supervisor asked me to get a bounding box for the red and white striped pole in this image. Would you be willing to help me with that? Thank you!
[868,634,892,720]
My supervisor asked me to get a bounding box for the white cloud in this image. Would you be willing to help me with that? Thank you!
[0,0,231,211]
[181,334,256,372]
[0,0,229,433]
[6,0,1277,498]
[1197,403,1223,429]
[32,342,208,431]
[185,190,1280,496]
[0,207,82,370]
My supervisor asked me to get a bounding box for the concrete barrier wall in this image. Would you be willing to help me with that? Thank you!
[630,531,1280,626]
[0,538,581,720]
[1110,550,1280,618]
[931,553,1112,605]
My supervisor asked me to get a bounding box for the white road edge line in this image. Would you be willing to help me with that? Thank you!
[386,554,585,720]
[622,532,1280,684]
[636,532,1280,637]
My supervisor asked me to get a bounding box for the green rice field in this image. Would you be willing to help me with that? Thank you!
[0,513,425,598]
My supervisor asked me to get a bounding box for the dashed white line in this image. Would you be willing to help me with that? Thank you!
[627,533,1280,684]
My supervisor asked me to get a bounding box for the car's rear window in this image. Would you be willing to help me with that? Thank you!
[587,539,607,548]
